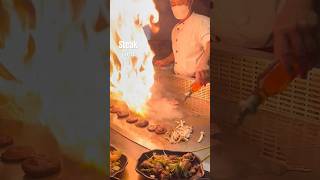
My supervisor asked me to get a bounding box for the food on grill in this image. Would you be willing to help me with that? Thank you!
[155,126,167,135]
[139,152,203,180]
[148,125,167,134]
[147,125,157,132]
[117,111,129,118]
[135,120,149,128]
[165,120,193,144]
[126,116,138,124]
[110,106,121,113]
[0,135,13,148]
[110,149,122,175]
[197,131,205,143]
[22,154,61,178]
[1,146,35,162]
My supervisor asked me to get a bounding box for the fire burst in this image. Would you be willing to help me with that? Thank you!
[110,0,159,116]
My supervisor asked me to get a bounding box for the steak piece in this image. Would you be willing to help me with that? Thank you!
[22,154,61,178]
[110,106,121,113]
[0,135,13,148]
[147,125,157,132]
[155,126,167,135]
[135,120,149,128]
[117,111,129,118]
[126,117,138,124]
[1,146,35,162]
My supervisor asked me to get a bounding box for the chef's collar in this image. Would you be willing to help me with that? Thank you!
[178,11,194,24]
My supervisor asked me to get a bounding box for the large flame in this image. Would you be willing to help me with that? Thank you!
[110,0,159,116]
[1,0,109,173]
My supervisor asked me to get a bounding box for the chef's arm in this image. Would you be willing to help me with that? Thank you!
[164,52,175,64]
[273,0,319,78]
[195,41,210,85]
[154,52,175,66]
[196,41,210,72]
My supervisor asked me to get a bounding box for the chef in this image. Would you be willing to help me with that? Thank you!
[214,0,320,77]
[154,0,210,85]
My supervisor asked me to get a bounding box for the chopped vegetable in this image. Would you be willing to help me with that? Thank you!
[165,120,193,144]
[197,131,205,143]
[110,149,122,175]
[138,152,202,180]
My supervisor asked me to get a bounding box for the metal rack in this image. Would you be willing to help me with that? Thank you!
[213,45,320,171]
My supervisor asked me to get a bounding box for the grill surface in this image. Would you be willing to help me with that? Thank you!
[110,68,211,172]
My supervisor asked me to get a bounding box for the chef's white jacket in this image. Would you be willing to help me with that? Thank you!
[171,12,210,77]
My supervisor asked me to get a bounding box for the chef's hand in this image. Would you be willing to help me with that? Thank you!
[154,58,170,67]
[153,53,175,67]
[195,70,209,85]
[273,0,319,78]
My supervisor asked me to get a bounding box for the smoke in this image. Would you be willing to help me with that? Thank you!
[146,75,183,120]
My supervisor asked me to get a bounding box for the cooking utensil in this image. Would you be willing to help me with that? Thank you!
[184,81,204,102]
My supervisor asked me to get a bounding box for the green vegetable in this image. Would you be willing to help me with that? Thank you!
[139,153,199,179]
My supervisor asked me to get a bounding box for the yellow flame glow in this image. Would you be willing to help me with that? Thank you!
[110,0,159,115]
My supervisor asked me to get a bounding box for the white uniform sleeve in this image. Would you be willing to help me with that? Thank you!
[198,17,210,49]
[171,27,175,53]
[196,16,210,72]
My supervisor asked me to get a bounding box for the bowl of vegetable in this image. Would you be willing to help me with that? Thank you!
[110,145,128,179]
[136,150,207,180]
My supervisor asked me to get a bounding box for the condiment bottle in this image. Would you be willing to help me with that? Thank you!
[237,58,306,125]
[184,81,205,102]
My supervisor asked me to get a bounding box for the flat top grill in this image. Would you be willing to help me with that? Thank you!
[110,69,211,178]
[110,104,210,152]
